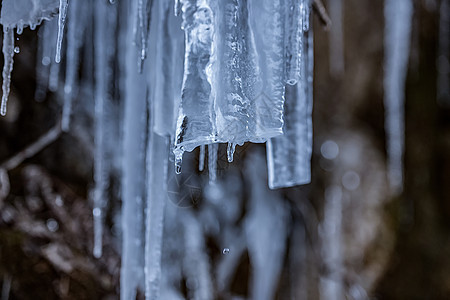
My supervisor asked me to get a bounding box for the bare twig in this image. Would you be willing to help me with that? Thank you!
[1,120,62,171]
[313,0,332,29]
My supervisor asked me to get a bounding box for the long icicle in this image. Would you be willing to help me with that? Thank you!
[1,27,15,116]
[121,0,147,298]
[144,133,168,300]
[55,0,69,63]
[93,0,117,258]
[62,0,87,131]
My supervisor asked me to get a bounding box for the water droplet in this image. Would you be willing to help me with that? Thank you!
[227,143,236,163]
[222,248,230,254]
[46,218,59,232]
[13,47,20,54]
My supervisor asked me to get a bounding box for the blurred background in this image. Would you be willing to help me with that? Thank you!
[0,0,449,299]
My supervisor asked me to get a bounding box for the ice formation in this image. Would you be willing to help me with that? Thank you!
[0,0,324,298]
[384,0,413,193]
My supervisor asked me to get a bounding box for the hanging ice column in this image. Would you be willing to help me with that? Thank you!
[266,0,313,189]
[384,0,413,194]
[62,0,88,131]
[93,0,118,258]
[0,0,60,115]
[120,0,147,299]
[151,0,184,138]
[1,27,14,116]
[173,0,216,172]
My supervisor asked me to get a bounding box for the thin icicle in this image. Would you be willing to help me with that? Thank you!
[384,0,413,194]
[226,143,235,163]
[152,0,184,137]
[319,186,344,300]
[284,0,304,85]
[93,0,118,258]
[35,20,53,101]
[144,134,168,300]
[267,12,313,189]
[137,0,153,70]
[208,144,217,184]
[328,0,345,76]
[55,0,68,63]
[120,0,147,298]
[62,0,87,131]
[1,27,15,116]
[199,145,205,171]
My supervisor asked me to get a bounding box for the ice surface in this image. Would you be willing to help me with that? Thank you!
[384,0,413,193]
[267,9,313,189]
[0,0,59,31]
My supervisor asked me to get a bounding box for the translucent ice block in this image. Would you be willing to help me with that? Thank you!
[173,0,216,170]
[266,10,313,189]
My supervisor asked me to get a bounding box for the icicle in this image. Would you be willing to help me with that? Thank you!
[152,0,184,137]
[1,27,15,116]
[47,18,61,92]
[328,0,345,76]
[226,142,235,163]
[120,1,146,298]
[319,185,344,300]
[384,0,413,194]
[136,0,153,70]
[245,151,288,300]
[247,0,286,141]
[93,0,118,258]
[174,0,181,16]
[62,0,87,131]
[266,5,313,189]
[182,211,214,300]
[173,0,216,171]
[437,0,449,105]
[284,0,304,85]
[199,145,205,171]
[55,0,68,63]
[213,0,262,145]
[144,133,168,300]
[208,143,217,184]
